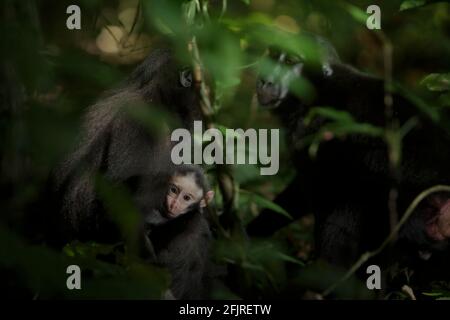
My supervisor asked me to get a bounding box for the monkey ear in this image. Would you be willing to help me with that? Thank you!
[200,190,215,208]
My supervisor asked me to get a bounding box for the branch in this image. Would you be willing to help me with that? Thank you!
[187,37,239,234]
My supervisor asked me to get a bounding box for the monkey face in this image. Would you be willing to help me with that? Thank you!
[437,200,450,238]
[131,49,200,112]
[256,35,339,110]
[256,48,305,109]
[166,174,204,218]
[426,199,450,241]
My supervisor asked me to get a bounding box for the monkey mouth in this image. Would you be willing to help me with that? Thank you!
[166,211,176,218]
[167,210,182,219]
[256,93,282,109]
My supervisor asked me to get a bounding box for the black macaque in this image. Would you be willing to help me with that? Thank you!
[127,164,215,299]
[40,49,203,246]
[247,33,450,291]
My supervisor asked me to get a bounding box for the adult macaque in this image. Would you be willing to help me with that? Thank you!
[39,49,203,246]
[248,33,450,292]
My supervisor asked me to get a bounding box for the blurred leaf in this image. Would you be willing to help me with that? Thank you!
[55,53,123,88]
[401,0,426,11]
[275,252,305,266]
[421,73,450,92]
[438,92,450,108]
[142,0,190,37]
[214,238,288,295]
[233,164,262,184]
[251,28,326,66]
[341,2,368,24]
[422,282,450,299]
[0,224,170,299]
[301,107,384,158]
[399,0,444,11]
[292,262,375,299]
[400,0,448,11]
[394,84,441,123]
[0,223,69,297]
[198,24,244,89]
[95,175,140,250]
[63,241,117,259]
[211,281,242,299]
[241,189,292,220]
[305,107,355,124]
[24,102,79,166]
[182,0,199,26]
[70,262,170,299]
[305,107,384,138]
[423,292,444,296]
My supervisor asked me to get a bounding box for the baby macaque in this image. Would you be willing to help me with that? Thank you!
[128,164,215,299]
[140,164,214,229]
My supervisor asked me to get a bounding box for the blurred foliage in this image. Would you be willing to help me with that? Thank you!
[1,0,450,299]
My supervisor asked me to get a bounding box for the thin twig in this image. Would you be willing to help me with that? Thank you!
[128,0,141,36]
[187,37,238,234]
[377,32,400,236]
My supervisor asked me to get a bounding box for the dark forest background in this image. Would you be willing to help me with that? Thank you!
[1,0,449,299]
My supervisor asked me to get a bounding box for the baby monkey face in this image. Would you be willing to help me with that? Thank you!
[166,173,204,218]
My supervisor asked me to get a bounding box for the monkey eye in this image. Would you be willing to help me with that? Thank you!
[285,56,301,66]
[183,195,192,202]
[268,49,281,60]
[179,68,193,88]
[169,184,179,195]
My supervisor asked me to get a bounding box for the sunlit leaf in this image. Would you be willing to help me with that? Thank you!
[341,2,368,24]
[421,73,450,92]
[400,0,427,11]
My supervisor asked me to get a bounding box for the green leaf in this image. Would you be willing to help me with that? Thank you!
[301,107,384,158]
[421,73,450,92]
[241,190,292,220]
[305,107,355,124]
[63,241,117,259]
[400,0,427,11]
[305,107,384,137]
[394,83,441,123]
[400,0,444,11]
[275,252,305,266]
[422,292,444,296]
[342,3,368,24]
[95,175,140,249]
[182,0,198,26]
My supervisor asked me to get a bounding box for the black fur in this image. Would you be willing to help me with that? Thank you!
[43,49,202,245]
[248,35,450,283]
[128,164,214,299]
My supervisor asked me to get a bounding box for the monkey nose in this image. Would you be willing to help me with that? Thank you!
[257,78,274,88]
[168,199,176,211]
